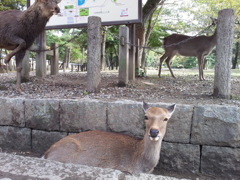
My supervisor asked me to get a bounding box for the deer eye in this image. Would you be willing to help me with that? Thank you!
[163,118,168,121]
[144,115,148,120]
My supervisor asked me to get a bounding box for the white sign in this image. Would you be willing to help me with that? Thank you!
[28,0,142,29]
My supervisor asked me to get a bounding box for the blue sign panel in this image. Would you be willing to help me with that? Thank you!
[78,0,85,6]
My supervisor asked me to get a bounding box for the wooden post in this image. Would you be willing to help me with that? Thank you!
[36,31,46,77]
[87,16,102,93]
[128,24,136,81]
[21,51,30,82]
[213,9,235,99]
[135,39,140,77]
[118,25,129,86]
[50,43,59,75]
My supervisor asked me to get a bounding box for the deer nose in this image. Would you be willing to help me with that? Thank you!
[150,129,159,138]
[55,6,60,13]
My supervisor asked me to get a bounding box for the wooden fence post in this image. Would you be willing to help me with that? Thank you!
[36,31,46,77]
[118,25,129,86]
[128,24,136,81]
[50,43,59,75]
[135,39,140,77]
[87,16,102,93]
[213,9,235,99]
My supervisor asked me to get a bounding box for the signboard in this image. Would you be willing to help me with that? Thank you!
[28,0,142,29]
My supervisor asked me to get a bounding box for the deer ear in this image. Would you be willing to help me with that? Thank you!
[56,0,62,3]
[142,101,149,112]
[167,104,176,117]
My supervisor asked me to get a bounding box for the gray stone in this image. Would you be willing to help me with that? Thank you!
[25,99,60,131]
[0,153,189,180]
[201,145,240,179]
[0,152,123,180]
[107,100,145,137]
[60,99,107,132]
[0,98,24,127]
[157,142,200,174]
[32,130,67,154]
[0,126,31,151]
[162,104,193,143]
[191,105,240,147]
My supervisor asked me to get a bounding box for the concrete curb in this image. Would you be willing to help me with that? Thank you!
[0,153,188,180]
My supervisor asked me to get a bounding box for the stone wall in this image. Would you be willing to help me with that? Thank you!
[0,97,239,179]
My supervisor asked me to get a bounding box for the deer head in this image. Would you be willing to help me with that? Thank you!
[143,102,176,142]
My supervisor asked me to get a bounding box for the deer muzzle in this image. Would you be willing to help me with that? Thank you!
[53,6,60,14]
[149,129,160,142]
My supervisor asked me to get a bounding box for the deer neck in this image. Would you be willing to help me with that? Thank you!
[21,4,50,33]
[134,134,162,174]
[210,29,217,45]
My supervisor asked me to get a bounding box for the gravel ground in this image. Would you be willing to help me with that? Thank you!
[0,69,239,106]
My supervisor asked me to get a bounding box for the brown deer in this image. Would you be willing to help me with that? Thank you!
[158,29,217,80]
[0,0,61,91]
[43,102,176,175]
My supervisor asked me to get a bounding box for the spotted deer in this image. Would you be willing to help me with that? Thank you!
[43,102,176,175]
[0,0,61,91]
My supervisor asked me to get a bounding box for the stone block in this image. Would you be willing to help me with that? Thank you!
[107,100,145,137]
[162,104,193,143]
[60,99,107,132]
[32,130,67,154]
[157,142,200,174]
[191,105,240,147]
[0,98,24,127]
[201,145,240,179]
[0,126,31,151]
[25,99,60,131]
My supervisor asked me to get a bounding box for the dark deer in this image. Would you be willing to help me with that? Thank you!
[0,0,61,91]
[43,102,176,175]
[158,29,217,80]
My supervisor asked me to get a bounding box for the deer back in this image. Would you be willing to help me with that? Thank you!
[163,30,217,57]
[44,130,140,173]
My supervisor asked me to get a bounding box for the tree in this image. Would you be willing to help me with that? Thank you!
[0,0,26,11]
[136,0,164,68]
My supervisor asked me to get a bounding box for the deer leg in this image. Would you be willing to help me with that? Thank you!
[201,57,206,80]
[158,53,168,77]
[4,38,26,64]
[197,55,204,81]
[15,50,26,92]
[165,55,175,78]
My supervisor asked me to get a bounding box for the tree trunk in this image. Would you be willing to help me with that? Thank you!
[213,9,235,99]
[232,41,239,69]
[136,0,164,68]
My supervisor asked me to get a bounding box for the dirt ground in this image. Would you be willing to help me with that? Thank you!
[0,68,239,106]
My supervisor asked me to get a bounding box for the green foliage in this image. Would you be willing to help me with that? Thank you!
[0,0,26,11]
[46,29,88,63]
[136,68,147,77]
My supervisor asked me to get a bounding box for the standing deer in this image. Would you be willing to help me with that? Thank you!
[43,102,176,175]
[0,0,61,91]
[158,29,217,80]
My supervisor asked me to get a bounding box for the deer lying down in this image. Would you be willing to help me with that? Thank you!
[43,102,176,175]
[0,0,61,91]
